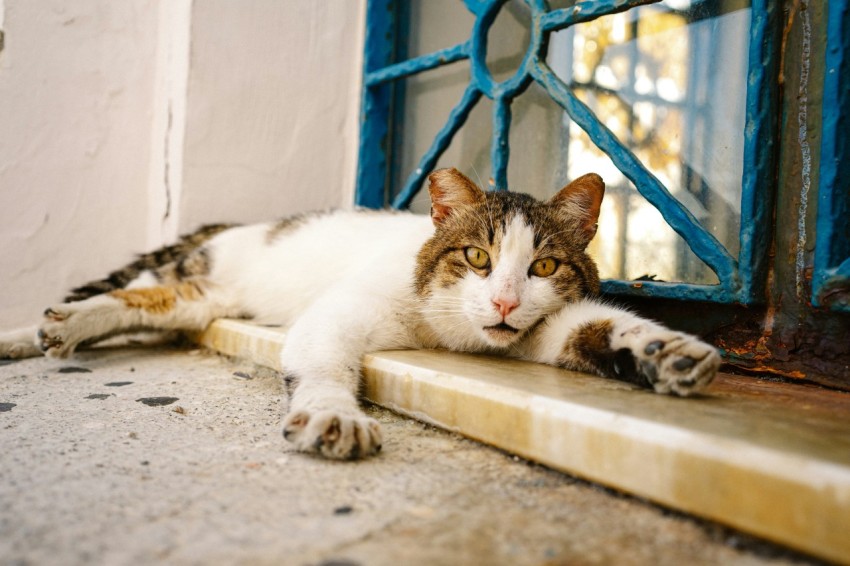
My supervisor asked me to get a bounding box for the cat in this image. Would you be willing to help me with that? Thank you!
[0,168,720,459]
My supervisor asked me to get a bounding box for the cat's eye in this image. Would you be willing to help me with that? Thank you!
[530,258,559,277]
[464,247,490,269]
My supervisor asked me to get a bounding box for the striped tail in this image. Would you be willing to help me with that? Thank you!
[64,223,237,303]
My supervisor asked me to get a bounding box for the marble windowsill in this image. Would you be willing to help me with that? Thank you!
[196,318,850,565]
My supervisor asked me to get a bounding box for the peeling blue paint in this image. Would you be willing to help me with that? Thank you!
[813,0,850,312]
[737,0,780,305]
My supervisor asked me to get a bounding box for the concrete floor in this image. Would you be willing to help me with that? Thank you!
[0,346,819,566]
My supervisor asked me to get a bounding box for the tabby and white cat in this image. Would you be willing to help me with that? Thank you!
[0,168,720,459]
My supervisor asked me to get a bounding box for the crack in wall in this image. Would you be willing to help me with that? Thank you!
[163,104,173,220]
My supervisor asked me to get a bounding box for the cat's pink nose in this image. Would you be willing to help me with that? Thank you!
[492,297,519,318]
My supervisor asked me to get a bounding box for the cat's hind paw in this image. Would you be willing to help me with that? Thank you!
[282,409,382,460]
[617,326,720,396]
[37,305,82,358]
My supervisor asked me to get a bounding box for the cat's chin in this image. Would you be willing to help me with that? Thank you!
[482,323,522,347]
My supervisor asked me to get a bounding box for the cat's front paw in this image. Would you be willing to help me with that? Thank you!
[282,409,382,460]
[616,326,720,396]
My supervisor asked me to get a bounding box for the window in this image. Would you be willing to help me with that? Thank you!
[358,0,777,304]
[357,0,850,388]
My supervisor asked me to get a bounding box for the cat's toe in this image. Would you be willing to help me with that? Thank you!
[37,326,68,358]
[282,410,310,440]
[649,338,720,396]
[44,307,69,322]
[38,322,76,359]
[282,410,382,460]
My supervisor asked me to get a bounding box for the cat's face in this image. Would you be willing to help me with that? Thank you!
[415,168,603,351]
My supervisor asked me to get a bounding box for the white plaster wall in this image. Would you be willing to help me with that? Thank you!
[0,1,365,332]
[179,1,363,230]
[0,1,160,330]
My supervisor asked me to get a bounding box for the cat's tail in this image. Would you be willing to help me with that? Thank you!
[64,223,237,303]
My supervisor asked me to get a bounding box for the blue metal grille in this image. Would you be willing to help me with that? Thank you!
[357,0,780,305]
[813,0,850,312]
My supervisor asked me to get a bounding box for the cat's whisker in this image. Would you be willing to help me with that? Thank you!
[470,164,484,189]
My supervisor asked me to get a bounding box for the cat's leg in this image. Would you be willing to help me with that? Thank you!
[280,287,406,460]
[0,326,42,359]
[527,299,720,395]
[36,281,237,358]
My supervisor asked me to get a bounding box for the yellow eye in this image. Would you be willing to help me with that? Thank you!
[464,247,490,269]
[531,258,558,277]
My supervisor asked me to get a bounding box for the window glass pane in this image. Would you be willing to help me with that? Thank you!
[548,0,751,261]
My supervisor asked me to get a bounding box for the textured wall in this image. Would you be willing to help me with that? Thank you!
[180,1,363,230]
[0,1,160,329]
[0,1,365,331]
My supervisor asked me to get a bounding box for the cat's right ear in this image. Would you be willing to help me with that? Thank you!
[427,168,485,225]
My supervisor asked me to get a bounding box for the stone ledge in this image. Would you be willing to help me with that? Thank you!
[196,319,850,564]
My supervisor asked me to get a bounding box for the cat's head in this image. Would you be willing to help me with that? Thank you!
[415,168,603,351]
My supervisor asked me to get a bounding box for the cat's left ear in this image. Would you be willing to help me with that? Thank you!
[549,173,605,246]
[427,168,485,225]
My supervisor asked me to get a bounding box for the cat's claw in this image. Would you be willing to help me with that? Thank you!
[43,307,68,322]
[616,326,720,396]
[282,409,382,460]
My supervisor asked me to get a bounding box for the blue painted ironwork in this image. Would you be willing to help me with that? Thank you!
[737,1,781,303]
[355,0,397,209]
[491,96,512,190]
[357,0,780,305]
[813,0,850,312]
[540,0,661,30]
[365,42,471,87]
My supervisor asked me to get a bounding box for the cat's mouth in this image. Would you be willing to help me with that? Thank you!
[483,322,520,336]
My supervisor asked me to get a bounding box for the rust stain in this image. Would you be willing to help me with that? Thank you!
[111,282,203,314]
[725,363,808,380]
[715,336,809,379]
